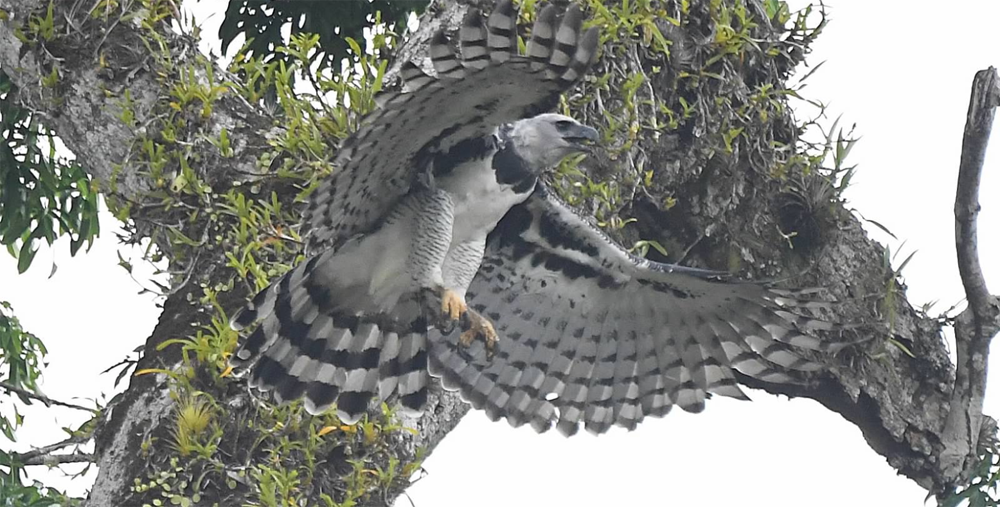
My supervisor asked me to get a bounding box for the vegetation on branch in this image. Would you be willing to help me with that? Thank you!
[219,0,429,72]
[0,0,853,504]
[3,0,994,505]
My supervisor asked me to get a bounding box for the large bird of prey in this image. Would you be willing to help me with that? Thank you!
[230,0,850,436]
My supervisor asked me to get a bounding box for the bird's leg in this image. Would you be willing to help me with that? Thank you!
[408,188,461,331]
[440,287,467,322]
[460,308,498,358]
[418,286,466,334]
[438,238,498,356]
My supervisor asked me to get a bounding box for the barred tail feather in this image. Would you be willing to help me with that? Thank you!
[230,250,335,368]
[242,310,431,424]
[229,252,432,423]
[386,330,430,414]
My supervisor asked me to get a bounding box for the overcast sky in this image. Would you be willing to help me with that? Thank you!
[1,0,998,505]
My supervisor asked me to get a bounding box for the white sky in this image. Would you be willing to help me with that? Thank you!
[1,0,998,505]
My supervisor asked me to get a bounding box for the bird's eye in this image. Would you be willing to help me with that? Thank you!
[555,120,573,129]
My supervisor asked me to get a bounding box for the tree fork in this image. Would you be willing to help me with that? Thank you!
[0,0,997,503]
[939,67,1000,494]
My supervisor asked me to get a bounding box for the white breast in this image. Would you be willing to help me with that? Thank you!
[439,157,531,243]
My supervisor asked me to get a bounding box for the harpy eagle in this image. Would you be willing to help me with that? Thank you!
[230,0,850,436]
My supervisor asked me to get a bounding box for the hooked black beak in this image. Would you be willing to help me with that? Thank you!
[565,124,600,153]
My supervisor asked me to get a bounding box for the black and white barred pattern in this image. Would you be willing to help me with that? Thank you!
[301,1,598,253]
[428,187,853,435]
[231,0,852,434]
[231,1,600,424]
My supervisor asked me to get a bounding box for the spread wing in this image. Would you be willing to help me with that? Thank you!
[428,184,852,435]
[302,1,600,251]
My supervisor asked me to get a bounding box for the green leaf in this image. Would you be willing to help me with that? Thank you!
[1,70,100,272]
[16,239,36,274]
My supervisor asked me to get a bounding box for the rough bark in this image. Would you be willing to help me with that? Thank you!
[940,67,1000,484]
[0,0,997,504]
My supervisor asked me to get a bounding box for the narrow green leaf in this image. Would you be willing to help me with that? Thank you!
[16,240,36,274]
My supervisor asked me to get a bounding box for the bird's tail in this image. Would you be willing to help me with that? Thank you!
[229,252,430,423]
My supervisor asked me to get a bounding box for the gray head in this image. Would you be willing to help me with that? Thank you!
[508,113,599,170]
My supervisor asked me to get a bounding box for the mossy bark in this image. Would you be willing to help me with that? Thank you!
[0,0,991,504]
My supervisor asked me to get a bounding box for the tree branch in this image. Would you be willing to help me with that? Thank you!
[20,452,95,467]
[0,381,99,413]
[15,434,91,464]
[955,67,1000,322]
[1,0,997,502]
[940,66,1000,491]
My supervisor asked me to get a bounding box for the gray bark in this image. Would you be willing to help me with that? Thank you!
[0,0,997,504]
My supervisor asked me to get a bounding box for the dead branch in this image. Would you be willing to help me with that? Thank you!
[940,67,1000,492]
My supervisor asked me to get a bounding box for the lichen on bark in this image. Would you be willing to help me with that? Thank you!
[0,0,996,504]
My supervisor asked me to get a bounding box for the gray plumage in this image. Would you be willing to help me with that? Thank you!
[427,186,849,435]
[231,1,601,424]
[230,0,851,435]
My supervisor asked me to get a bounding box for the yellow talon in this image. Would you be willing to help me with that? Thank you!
[441,288,467,322]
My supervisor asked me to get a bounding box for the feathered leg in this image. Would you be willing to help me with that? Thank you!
[403,189,466,332]
[440,239,499,356]
[229,188,458,422]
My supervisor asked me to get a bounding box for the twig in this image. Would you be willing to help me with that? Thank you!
[675,230,707,266]
[939,67,1000,493]
[16,434,91,464]
[0,381,99,413]
[20,452,95,467]
[162,224,209,298]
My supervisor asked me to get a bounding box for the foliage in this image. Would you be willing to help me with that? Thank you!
[113,2,844,502]
[168,394,221,458]
[100,2,425,504]
[0,71,100,274]
[0,301,65,507]
[539,0,835,271]
[2,0,949,504]
[0,474,64,507]
[941,449,1000,507]
[878,243,916,334]
[775,118,858,251]
[219,0,429,71]
[0,301,47,461]
[0,302,46,412]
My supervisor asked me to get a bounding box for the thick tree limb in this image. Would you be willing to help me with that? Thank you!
[0,0,998,503]
[0,0,270,203]
[940,67,1000,489]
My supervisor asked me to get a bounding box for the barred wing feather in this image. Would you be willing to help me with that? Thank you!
[428,185,852,435]
[302,2,600,251]
[231,1,600,424]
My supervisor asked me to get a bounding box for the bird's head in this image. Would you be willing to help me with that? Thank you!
[509,113,599,170]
